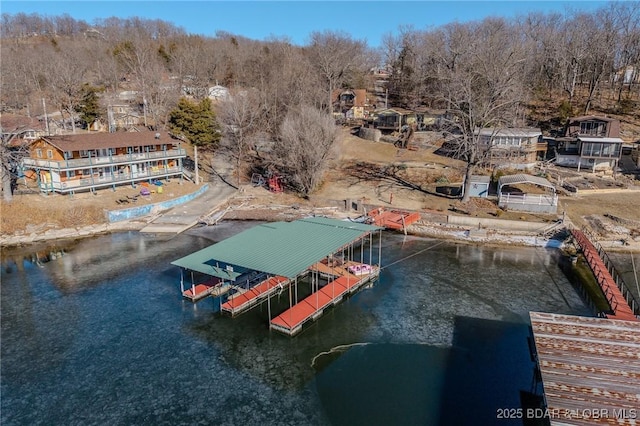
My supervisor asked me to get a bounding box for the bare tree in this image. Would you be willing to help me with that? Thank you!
[218,89,263,186]
[306,30,368,112]
[46,42,91,132]
[428,19,528,202]
[1,129,31,202]
[272,106,338,196]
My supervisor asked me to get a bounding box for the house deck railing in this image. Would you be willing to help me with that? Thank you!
[23,149,186,170]
[38,167,183,193]
[498,193,558,206]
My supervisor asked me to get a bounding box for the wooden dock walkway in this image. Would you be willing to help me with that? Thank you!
[221,276,289,316]
[571,229,637,322]
[270,266,379,336]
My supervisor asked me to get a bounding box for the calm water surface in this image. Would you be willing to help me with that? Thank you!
[1,223,593,425]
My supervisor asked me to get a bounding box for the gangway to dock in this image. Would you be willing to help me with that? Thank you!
[221,275,289,316]
[270,266,379,336]
[571,229,638,321]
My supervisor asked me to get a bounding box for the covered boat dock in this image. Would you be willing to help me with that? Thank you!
[171,217,383,335]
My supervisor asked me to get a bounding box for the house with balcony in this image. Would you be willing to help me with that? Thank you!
[476,127,545,170]
[22,130,186,194]
[554,115,623,172]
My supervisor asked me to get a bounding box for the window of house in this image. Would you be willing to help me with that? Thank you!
[80,150,90,158]
[148,145,156,151]
[36,148,43,158]
[47,149,53,159]
[580,121,606,136]
[64,151,74,159]
[67,170,75,178]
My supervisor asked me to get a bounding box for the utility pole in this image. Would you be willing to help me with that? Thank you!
[42,98,50,135]
[194,145,199,184]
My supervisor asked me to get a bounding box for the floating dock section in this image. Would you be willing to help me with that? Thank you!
[172,217,383,335]
[270,265,379,336]
[181,277,230,302]
[571,229,638,322]
[368,207,421,232]
[221,276,289,316]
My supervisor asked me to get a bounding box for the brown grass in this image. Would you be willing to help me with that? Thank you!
[1,180,199,235]
[1,196,105,234]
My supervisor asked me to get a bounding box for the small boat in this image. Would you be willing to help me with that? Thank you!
[348,264,372,276]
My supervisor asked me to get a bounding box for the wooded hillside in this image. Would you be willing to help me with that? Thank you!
[1,3,639,140]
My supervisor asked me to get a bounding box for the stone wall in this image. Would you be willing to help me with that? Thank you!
[358,127,382,142]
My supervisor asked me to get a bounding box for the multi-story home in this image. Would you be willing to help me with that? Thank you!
[22,130,186,194]
[555,115,623,172]
[476,127,545,169]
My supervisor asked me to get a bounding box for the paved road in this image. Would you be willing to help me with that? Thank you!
[140,181,237,234]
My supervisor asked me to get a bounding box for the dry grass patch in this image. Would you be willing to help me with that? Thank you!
[1,195,106,235]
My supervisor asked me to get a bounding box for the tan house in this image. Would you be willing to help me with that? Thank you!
[555,116,623,172]
[476,127,545,170]
[374,108,417,132]
[22,130,186,194]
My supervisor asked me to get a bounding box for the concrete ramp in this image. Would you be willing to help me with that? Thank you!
[140,184,237,234]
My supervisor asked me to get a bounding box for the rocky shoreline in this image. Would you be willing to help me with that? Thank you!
[2,202,639,253]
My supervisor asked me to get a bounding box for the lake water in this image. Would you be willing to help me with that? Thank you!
[1,223,594,425]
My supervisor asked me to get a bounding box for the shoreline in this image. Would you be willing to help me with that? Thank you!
[3,203,640,254]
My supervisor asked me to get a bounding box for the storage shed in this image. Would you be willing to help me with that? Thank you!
[468,175,490,198]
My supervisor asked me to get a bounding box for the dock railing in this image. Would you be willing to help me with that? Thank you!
[582,227,640,318]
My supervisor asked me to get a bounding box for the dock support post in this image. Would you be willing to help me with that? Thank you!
[369,233,372,267]
[267,292,271,324]
[180,269,184,293]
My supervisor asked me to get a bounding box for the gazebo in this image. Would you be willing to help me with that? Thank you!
[497,174,558,214]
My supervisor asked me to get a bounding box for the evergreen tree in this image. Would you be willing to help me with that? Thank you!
[168,98,221,148]
[75,84,103,129]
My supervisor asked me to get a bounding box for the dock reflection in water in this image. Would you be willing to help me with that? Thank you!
[1,225,592,425]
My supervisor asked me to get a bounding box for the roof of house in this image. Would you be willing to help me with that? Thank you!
[375,108,415,116]
[577,136,624,143]
[529,312,640,425]
[567,115,616,123]
[0,113,45,133]
[332,89,368,107]
[171,217,381,279]
[476,127,542,138]
[40,130,180,151]
[470,175,491,183]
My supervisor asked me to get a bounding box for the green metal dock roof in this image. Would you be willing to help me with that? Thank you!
[171,217,381,279]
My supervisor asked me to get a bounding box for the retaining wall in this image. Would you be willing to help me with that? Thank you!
[358,127,382,142]
[106,184,209,222]
[447,215,552,232]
